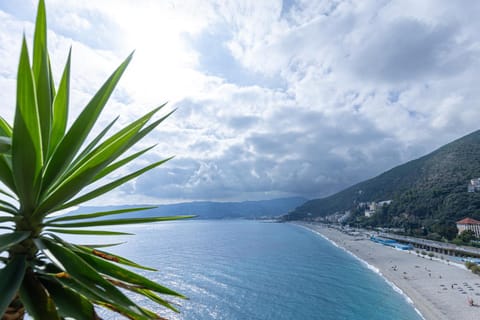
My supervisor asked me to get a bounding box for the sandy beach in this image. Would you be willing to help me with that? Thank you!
[296,222,480,320]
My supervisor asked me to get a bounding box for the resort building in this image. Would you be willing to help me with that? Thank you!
[456,217,480,238]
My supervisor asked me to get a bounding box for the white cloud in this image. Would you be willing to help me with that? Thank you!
[0,0,480,205]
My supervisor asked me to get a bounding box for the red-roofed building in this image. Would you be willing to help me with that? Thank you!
[457,217,480,238]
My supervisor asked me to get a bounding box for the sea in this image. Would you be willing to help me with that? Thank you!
[84,220,423,320]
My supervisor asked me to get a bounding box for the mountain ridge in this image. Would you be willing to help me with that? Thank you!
[70,197,308,220]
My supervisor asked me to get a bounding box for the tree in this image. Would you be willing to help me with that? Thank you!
[0,1,192,319]
[430,222,458,241]
[458,230,477,243]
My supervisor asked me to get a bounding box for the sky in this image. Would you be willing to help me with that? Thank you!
[0,0,479,205]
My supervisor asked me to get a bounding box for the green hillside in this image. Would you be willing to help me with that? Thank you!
[285,130,480,239]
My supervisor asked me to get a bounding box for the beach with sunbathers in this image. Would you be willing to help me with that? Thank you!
[297,222,480,320]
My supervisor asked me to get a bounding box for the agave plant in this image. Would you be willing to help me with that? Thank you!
[0,1,192,319]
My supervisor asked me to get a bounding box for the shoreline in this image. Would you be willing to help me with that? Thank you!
[298,223,425,319]
[294,222,480,320]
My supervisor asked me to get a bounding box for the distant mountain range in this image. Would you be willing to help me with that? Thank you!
[70,197,307,220]
[284,130,480,239]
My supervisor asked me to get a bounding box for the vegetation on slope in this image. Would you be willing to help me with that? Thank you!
[285,130,480,239]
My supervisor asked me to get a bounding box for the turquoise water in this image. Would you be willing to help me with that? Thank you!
[91,220,422,319]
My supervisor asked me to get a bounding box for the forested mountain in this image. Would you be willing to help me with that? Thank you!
[284,130,480,239]
[71,197,307,220]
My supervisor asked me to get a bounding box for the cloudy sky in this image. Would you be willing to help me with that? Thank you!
[0,0,479,205]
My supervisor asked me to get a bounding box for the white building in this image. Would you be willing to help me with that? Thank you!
[378,200,392,206]
[457,217,480,238]
[364,203,376,217]
[364,200,392,217]
[467,178,480,192]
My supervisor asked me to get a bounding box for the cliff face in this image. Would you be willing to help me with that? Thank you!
[285,130,480,231]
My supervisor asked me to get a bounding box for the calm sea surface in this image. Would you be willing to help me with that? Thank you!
[81,220,422,320]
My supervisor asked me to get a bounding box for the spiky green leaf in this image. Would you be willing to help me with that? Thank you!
[0,188,17,201]
[0,117,12,137]
[73,116,119,165]
[79,242,125,249]
[0,199,18,212]
[0,137,11,153]
[45,229,133,236]
[75,250,186,298]
[0,207,18,216]
[50,278,152,320]
[12,37,43,213]
[0,255,26,316]
[49,49,71,156]
[37,238,147,317]
[41,277,97,320]
[97,103,172,163]
[0,155,16,193]
[134,288,180,313]
[92,145,155,182]
[41,52,133,193]
[47,215,194,228]
[62,105,161,178]
[75,245,157,271]
[37,100,158,215]
[0,231,30,252]
[19,270,60,320]
[60,157,173,209]
[47,206,155,223]
[32,0,52,156]
[47,53,56,101]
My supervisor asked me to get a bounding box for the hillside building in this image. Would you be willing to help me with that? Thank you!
[338,210,351,223]
[319,210,352,223]
[364,200,392,217]
[378,200,392,206]
[467,178,480,192]
[457,217,480,238]
[364,204,376,217]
